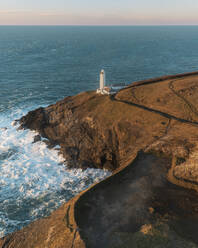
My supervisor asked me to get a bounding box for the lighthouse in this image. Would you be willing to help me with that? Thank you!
[100,69,106,90]
[96,69,126,95]
[97,69,111,95]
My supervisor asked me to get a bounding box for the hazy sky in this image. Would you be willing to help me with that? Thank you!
[0,0,198,25]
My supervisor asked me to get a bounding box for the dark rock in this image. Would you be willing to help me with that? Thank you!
[0,127,7,131]
[42,139,57,149]
[33,135,41,143]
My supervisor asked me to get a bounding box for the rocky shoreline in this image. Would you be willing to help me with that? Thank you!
[2,71,198,247]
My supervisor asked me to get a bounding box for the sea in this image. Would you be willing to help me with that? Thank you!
[0,25,198,237]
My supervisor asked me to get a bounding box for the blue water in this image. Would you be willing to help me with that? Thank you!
[1,26,198,113]
[0,25,198,237]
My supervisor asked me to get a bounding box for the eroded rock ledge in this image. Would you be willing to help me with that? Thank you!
[2,72,198,247]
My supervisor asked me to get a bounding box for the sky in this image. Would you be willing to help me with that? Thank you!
[0,0,198,25]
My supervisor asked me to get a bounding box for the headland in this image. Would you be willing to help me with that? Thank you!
[2,71,198,247]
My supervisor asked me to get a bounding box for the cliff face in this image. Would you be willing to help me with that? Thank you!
[20,72,198,172]
[2,72,198,247]
[20,93,121,170]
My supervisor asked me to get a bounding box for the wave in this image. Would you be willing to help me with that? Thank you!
[0,106,111,237]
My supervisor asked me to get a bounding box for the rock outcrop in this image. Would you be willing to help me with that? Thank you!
[2,72,198,247]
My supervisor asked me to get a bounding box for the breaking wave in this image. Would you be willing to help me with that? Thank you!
[0,106,111,237]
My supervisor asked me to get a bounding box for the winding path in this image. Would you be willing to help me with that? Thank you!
[112,94,198,127]
[169,79,198,118]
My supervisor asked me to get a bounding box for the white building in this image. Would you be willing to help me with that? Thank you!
[96,69,126,95]
[97,69,112,95]
[100,69,106,90]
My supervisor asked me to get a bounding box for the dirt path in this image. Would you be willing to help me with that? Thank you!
[169,79,198,118]
[113,93,198,126]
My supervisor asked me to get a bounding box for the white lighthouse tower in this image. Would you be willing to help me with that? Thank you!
[97,69,111,95]
[96,69,126,95]
[100,69,106,90]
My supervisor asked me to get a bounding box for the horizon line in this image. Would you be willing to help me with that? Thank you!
[0,24,198,26]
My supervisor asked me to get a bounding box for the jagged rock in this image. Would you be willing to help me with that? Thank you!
[33,134,41,143]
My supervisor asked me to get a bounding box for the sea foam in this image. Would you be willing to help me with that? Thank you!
[0,106,111,237]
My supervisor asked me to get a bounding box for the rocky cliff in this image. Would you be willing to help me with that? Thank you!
[2,72,198,247]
